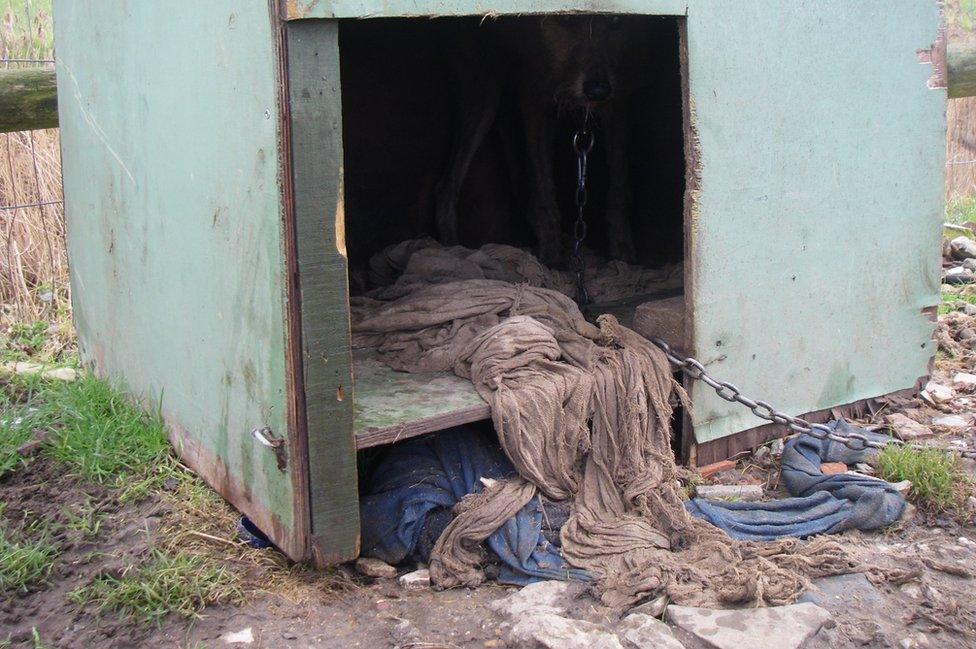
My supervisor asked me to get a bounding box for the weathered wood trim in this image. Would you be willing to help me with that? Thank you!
[0,68,57,133]
[692,383,922,466]
[948,42,976,99]
[285,19,360,565]
[356,405,491,449]
[272,0,311,563]
[678,16,697,464]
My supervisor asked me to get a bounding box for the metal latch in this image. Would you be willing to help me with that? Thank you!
[251,426,288,471]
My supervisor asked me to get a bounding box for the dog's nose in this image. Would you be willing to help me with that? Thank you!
[582,80,612,101]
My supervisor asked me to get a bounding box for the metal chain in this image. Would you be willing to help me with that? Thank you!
[649,337,976,459]
[571,127,594,306]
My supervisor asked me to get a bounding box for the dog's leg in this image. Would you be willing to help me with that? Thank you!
[604,109,636,263]
[522,104,563,266]
[435,59,502,246]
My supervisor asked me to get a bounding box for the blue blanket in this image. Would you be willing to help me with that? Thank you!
[686,420,906,540]
[358,428,589,585]
[360,420,905,583]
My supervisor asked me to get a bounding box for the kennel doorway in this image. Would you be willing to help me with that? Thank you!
[335,15,689,449]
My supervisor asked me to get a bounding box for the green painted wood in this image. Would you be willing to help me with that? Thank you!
[53,1,304,556]
[286,20,360,562]
[949,42,976,99]
[353,349,489,448]
[284,0,686,19]
[0,68,57,133]
[685,1,945,443]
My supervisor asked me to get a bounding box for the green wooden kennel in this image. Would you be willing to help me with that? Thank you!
[53,0,946,564]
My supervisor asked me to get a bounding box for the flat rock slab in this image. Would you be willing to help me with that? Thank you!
[509,612,624,649]
[695,485,764,502]
[618,613,685,649]
[667,603,831,649]
[797,573,881,613]
[489,580,583,618]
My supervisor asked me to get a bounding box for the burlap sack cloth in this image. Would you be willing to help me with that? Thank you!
[353,242,851,608]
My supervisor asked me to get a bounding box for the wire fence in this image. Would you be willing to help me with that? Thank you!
[1,1,67,324]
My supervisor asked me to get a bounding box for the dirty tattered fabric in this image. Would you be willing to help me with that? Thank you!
[352,241,852,609]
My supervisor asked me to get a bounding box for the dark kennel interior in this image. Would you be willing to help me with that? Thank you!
[338,15,687,292]
[337,14,691,460]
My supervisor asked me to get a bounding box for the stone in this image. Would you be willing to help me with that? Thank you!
[490,580,578,618]
[820,462,847,475]
[391,619,421,645]
[950,236,976,260]
[220,628,254,645]
[629,594,669,618]
[954,372,976,388]
[885,414,934,441]
[617,614,685,649]
[42,367,79,381]
[770,439,785,457]
[960,328,976,341]
[890,480,912,494]
[667,603,832,649]
[964,303,976,316]
[951,239,976,262]
[931,414,971,429]
[965,259,976,272]
[356,557,397,579]
[923,382,954,403]
[945,270,976,284]
[855,463,875,475]
[797,574,881,613]
[398,569,430,591]
[281,631,298,640]
[899,582,922,599]
[508,612,624,649]
[962,458,976,476]
[695,485,764,502]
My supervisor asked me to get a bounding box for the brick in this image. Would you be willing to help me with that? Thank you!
[697,460,735,478]
[820,462,847,475]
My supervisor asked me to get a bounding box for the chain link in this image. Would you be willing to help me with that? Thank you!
[571,127,594,306]
[648,337,976,459]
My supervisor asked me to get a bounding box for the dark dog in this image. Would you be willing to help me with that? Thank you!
[436,15,647,265]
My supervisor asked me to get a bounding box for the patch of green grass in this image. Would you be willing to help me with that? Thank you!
[69,549,243,622]
[938,288,976,316]
[0,410,34,478]
[947,197,976,226]
[60,498,104,539]
[1,322,49,362]
[36,376,170,486]
[0,521,59,594]
[876,445,971,512]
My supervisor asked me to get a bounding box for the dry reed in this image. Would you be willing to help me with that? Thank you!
[1,1,72,359]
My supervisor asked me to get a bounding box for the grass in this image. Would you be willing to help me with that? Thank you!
[0,516,59,594]
[68,548,243,622]
[947,197,976,226]
[876,445,972,512]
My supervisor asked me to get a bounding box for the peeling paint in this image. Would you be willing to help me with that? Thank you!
[335,171,347,258]
[916,22,947,90]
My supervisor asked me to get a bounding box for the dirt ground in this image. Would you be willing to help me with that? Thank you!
[2,316,976,648]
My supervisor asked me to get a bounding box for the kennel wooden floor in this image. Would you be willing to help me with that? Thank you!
[353,349,490,448]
